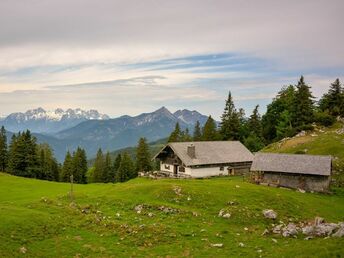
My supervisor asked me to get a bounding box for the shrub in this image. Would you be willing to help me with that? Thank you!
[314,112,335,127]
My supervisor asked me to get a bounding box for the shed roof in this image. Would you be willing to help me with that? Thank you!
[251,153,332,176]
[155,141,254,166]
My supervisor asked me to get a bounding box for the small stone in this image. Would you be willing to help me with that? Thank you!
[261,229,269,236]
[211,243,223,248]
[271,238,277,243]
[235,185,240,188]
[244,227,249,231]
[147,212,154,217]
[239,242,245,247]
[19,246,27,254]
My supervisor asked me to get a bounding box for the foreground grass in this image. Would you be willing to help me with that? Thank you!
[0,173,344,257]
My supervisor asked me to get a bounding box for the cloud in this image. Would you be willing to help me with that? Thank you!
[0,0,343,118]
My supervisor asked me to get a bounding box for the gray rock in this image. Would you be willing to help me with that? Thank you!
[263,209,277,219]
[332,223,344,237]
[282,223,298,237]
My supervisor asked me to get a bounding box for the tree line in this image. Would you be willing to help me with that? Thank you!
[87,137,153,183]
[168,77,344,152]
[0,128,153,183]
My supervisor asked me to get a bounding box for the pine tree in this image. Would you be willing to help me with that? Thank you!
[292,76,315,127]
[168,122,181,142]
[72,147,88,184]
[116,152,135,182]
[136,137,152,172]
[247,105,262,138]
[319,79,344,117]
[182,128,192,141]
[262,85,296,142]
[61,151,73,182]
[202,116,219,141]
[92,148,105,182]
[113,154,122,182]
[193,121,202,141]
[104,152,112,182]
[37,144,59,181]
[8,130,39,178]
[0,126,8,172]
[220,91,240,140]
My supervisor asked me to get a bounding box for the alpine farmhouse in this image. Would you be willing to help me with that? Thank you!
[154,141,254,178]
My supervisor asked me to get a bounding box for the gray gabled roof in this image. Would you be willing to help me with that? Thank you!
[155,141,254,166]
[251,153,332,176]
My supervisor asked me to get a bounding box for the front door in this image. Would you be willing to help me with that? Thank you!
[173,165,178,176]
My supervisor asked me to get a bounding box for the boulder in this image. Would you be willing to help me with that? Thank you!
[332,223,344,237]
[263,209,277,219]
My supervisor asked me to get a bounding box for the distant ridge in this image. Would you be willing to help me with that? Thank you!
[0,107,109,133]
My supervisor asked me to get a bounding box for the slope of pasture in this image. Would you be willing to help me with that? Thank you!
[0,173,343,257]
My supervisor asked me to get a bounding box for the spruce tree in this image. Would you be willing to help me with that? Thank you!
[61,151,73,182]
[136,137,152,172]
[319,78,344,117]
[247,105,262,138]
[193,121,202,141]
[0,126,8,172]
[72,147,87,184]
[92,148,105,182]
[202,116,219,141]
[168,122,181,142]
[116,152,135,182]
[220,91,240,140]
[104,152,112,182]
[113,154,122,182]
[292,76,315,127]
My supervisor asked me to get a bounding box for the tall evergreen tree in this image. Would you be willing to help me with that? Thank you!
[136,137,152,172]
[0,126,8,172]
[60,151,73,182]
[37,144,59,181]
[113,154,122,182]
[262,85,296,142]
[193,121,202,141]
[220,91,240,140]
[202,116,219,141]
[72,147,88,184]
[168,122,181,142]
[104,152,112,182]
[292,76,315,127]
[92,148,105,182]
[8,130,39,178]
[319,78,344,117]
[116,152,135,182]
[247,105,262,138]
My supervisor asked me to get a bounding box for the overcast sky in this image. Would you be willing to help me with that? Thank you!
[0,0,343,119]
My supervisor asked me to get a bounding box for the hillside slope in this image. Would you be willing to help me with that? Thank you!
[0,173,343,257]
[262,122,344,185]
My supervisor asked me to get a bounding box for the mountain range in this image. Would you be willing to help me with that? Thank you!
[0,107,109,133]
[2,107,209,162]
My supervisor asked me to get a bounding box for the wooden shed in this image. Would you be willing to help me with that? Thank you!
[250,153,332,192]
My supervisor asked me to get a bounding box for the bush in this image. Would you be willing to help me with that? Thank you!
[314,112,336,127]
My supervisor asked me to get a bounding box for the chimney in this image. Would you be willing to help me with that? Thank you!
[187,144,196,159]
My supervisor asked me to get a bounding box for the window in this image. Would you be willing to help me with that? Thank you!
[179,166,185,172]
[219,166,224,171]
[164,164,170,170]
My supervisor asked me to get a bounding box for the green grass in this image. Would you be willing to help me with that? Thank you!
[0,173,344,257]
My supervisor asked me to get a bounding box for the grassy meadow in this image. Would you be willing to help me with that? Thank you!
[0,173,343,257]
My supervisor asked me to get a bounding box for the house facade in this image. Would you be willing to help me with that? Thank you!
[154,141,254,178]
[250,153,332,192]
